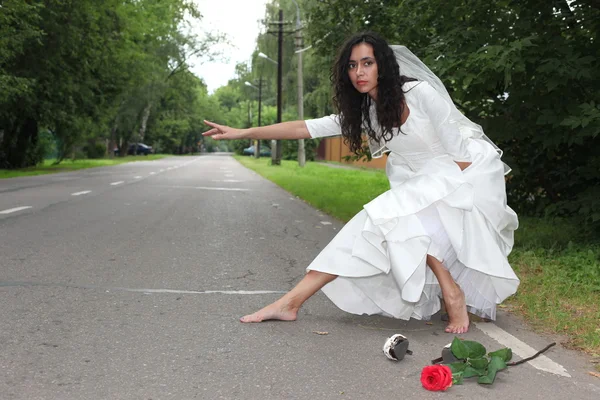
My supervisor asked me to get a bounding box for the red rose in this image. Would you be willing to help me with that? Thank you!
[421,365,453,391]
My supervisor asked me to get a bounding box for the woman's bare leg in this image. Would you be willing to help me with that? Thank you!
[426,255,469,334]
[240,270,337,323]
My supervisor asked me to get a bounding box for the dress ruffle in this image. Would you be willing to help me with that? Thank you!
[307,139,519,321]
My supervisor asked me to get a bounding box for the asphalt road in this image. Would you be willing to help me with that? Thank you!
[1,155,598,399]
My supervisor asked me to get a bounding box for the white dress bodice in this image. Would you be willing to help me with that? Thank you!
[384,83,453,171]
[304,81,472,175]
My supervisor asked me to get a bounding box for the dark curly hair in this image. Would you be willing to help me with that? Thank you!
[331,31,416,154]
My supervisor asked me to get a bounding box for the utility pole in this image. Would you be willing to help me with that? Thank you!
[247,101,251,130]
[292,0,305,167]
[248,61,267,159]
[256,76,262,158]
[272,9,284,165]
[266,8,296,165]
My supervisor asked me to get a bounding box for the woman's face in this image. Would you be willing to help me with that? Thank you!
[347,43,379,99]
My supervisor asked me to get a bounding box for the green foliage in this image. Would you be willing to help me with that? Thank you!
[462,366,483,379]
[231,140,252,155]
[146,70,207,154]
[281,138,318,161]
[302,0,600,232]
[0,0,220,167]
[450,337,487,360]
[488,348,513,362]
[447,337,511,386]
[37,130,57,159]
[0,0,43,104]
[84,142,107,159]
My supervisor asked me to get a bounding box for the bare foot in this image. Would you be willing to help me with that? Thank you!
[240,300,299,323]
[443,289,470,334]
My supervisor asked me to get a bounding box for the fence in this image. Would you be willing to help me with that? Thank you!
[316,137,387,169]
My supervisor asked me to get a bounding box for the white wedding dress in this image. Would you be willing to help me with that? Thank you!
[303,81,519,321]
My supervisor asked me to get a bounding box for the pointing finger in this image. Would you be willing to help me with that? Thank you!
[204,120,225,130]
[202,128,219,136]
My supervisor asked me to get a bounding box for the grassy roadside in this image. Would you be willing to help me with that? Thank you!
[235,156,600,354]
[0,154,170,179]
[236,156,390,221]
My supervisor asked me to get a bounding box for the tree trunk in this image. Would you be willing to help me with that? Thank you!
[0,123,16,168]
[1,118,40,168]
[134,102,152,156]
[109,119,118,159]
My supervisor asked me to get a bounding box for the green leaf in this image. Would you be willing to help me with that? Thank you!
[463,75,474,87]
[448,362,467,373]
[450,337,469,359]
[546,80,560,92]
[463,365,484,378]
[468,357,489,370]
[489,355,507,371]
[478,356,507,385]
[488,348,513,362]
[452,372,464,385]
[462,340,487,358]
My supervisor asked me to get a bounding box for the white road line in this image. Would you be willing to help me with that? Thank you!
[110,181,124,186]
[0,281,287,296]
[474,322,571,377]
[71,191,91,196]
[134,289,286,295]
[196,187,249,191]
[212,179,243,183]
[134,176,142,179]
[0,206,32,215]
[225,174,235,177]
[160,169,165,172]
[320,221,332,225]
[149,172,156,175]
[162,185,249,192]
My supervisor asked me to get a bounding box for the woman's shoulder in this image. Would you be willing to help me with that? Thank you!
[403,81,439,104]
[402,80,428,92]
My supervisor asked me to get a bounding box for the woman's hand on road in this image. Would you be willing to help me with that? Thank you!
[202,120,245,140]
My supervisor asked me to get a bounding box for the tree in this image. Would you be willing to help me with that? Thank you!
[302,0,600,229]
[0,0,220,167]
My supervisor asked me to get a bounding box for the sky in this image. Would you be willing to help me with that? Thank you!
[189,0,271,93]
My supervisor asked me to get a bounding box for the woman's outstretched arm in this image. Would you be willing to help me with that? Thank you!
[202,120,311,141]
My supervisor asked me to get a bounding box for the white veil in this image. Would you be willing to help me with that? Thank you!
[369,45,510,175]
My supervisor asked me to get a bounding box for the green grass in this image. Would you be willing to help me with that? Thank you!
[235,156,600,354]
[0,154,170,179]
[506,220,600,353]
[235,156,390,222]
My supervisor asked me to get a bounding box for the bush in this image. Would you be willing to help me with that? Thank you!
[231,139,250,155]
[84,142,106,159]
[26,140,46,166]
[71,148,87,161]
[38,130,57,159]
[281,138,318,161]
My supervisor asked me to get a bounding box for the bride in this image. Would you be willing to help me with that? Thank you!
[202,31,519,334]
